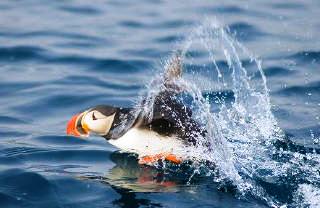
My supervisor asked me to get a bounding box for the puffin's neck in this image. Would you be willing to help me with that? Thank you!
[103,107,136,140]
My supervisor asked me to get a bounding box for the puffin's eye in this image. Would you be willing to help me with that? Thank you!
[92,112,97,120]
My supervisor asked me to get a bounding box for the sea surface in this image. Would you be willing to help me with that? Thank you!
[0,0,320,207]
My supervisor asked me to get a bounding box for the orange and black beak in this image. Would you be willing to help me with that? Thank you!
[66,112,90,137]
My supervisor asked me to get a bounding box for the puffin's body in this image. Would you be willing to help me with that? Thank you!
[66,54,206,164]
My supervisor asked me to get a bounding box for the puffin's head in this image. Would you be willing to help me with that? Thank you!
[66,105,117,137]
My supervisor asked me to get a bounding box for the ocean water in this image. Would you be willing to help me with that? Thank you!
[0,0,319,207]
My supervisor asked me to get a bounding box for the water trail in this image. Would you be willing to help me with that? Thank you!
[132,19,320,207]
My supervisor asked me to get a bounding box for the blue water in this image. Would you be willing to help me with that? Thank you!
[1,1,320,207]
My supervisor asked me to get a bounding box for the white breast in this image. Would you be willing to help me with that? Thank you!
[108,128,186,157]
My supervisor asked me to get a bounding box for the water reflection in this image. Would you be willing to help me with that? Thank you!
[111,187,162,208]
[80,152,189,207]
[98,152,190,192]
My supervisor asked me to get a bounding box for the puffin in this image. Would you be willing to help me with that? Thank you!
[66,54,206,165]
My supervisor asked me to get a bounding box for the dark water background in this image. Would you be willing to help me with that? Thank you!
[0,0,319,207]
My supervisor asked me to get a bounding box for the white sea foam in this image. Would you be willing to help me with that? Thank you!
[294,184,320,208]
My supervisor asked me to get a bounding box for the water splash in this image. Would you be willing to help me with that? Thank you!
[294,184,320,208]
[177,20,282,206]
[132,19,320,207]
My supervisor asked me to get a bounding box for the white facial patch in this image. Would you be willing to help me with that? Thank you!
[83,110,115,135]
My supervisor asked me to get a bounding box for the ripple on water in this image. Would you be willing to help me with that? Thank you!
[0,192,23,208]
[0,82,40,96]
[0,46,46,62]
[5,149,111,163]
[289,51,320,64]
[0,45,126,68]
[33,135,90,146]
[0,30,104,42]
[0,168,119,207]
[154,20,194,29]
[263,66,296,77]
[119,20,146,28]
[0,169,56,206]
[11,94,98,114]
[252,66,296,79]
[204,5,245,14]
[0,116,27,125]
[58,75,142,91]
[58,5,102,15]
[0,146,113,173]
[228,22,267,41]
[120,48,166,59]
[0,130,28,138]
[275,81,320,96]
[0,147,50,158]
[270,2,307,10]
[154,34,182,43]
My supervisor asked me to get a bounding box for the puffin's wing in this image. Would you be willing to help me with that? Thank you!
[163,52,185,92]
[146,91,204,145]
[141,52,187,129]
[142,52,205,144]
[152,51,189,123]
[151,91,192,123]
[164,52,182,82]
